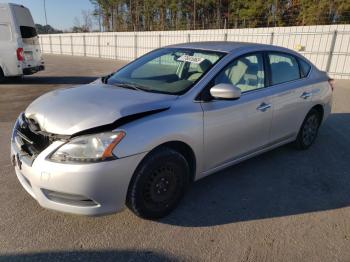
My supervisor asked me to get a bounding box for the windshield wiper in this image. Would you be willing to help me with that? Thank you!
[113,82,149,92]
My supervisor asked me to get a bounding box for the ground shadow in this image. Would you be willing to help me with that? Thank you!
[1,249,179,262]
[1,76,97,85]
[161,113,350,227]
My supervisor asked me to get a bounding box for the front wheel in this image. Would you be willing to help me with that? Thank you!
[126,147,190,219]
[294,109,321,150]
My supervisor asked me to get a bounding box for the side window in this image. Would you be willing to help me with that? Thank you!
[298,58,311,77]
[268,53,300,85]
[0,24,11,41]
[214,53,265,93]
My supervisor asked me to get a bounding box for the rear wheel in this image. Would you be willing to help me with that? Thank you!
[0,68,4,83]
[126,147,190,219]
[294,109,321,150]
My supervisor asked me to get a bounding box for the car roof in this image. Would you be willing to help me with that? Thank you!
[166,41,277,53]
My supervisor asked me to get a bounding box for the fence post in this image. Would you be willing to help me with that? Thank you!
[83,35,86,56]
[70,35,73,55]
[98,35,101,58]
[59,35,62,54]
[49,35,52,53]
[115,34,118,60]
[270,32,274,45]
[187,33,190,43]
[326,30,337,73]
[158,34,162,48]
[134,33,138,59]
[39,36,43,53]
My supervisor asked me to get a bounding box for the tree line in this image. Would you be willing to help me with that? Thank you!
[90,0,350,32]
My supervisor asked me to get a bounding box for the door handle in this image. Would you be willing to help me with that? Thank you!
[257,102,271,112]
[300,92,312,99]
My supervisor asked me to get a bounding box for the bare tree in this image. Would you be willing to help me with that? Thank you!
[81,10,93,32]
[72,10,93,32]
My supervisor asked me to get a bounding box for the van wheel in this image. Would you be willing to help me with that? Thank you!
[126,147,190,219]
[0,68,4,83]
[294,109,321,150]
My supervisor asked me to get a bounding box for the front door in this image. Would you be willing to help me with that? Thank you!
[201,53,273,172]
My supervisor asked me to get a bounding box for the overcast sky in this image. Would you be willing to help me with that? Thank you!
[0,0,94,30]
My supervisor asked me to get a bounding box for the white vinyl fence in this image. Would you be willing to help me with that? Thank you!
[39,24,350,79]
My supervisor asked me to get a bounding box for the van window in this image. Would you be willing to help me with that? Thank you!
[0,24,11,41]
[20,26,37,38]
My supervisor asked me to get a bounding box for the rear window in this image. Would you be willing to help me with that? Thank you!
[299,59,311,77]
[20,26,37,38]
[0,24,11,41]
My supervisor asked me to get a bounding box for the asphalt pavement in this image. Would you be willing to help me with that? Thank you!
[0,54,349,262]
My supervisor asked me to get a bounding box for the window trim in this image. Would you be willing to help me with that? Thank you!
[197,50,313,103]
[197,51,268,102]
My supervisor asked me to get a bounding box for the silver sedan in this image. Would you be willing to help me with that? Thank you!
[11,42,333,219]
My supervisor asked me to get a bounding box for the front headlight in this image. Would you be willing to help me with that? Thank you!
[49,131,125,163]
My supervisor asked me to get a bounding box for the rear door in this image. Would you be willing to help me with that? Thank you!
[201,53,273,172]
[11,5,42,67]
[19,26,41,65]
[267,52,312,143]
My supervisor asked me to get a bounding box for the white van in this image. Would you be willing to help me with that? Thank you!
[0,3,44,81]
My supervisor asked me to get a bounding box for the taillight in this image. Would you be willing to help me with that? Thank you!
[16,48,24,61]
[328,78,335,92]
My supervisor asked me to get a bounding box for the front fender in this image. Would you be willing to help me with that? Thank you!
[113,102,204,177]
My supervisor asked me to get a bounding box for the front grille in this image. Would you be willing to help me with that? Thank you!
[15,114,52,157]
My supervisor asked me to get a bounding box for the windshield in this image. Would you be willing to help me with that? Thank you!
[107,48,225,95]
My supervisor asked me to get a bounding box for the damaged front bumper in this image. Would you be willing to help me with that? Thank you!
[11,114,146,216]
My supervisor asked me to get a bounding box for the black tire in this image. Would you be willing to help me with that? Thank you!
[126,147,190,219]
[294,108,321,150]
[9,75,23,82]
[0,68,4,83]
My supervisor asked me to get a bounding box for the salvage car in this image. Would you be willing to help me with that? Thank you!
[11,42,333,219]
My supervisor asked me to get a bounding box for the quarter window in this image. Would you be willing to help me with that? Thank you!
[268,53,300,85]
[214,53,265,93]
[299,58,311,77]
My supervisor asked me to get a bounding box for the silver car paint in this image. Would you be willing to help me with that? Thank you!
[25,84,177,135]
[12,42,332,215]
[12,138,148,215]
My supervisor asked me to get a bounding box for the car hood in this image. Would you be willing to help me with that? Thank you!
[25,83,177,135]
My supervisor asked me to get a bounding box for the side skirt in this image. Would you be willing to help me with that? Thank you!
[198,134,296,180]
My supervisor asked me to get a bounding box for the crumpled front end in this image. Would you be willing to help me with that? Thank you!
[10,113,147,215]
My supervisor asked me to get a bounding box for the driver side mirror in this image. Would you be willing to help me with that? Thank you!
[210,83,241,100]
